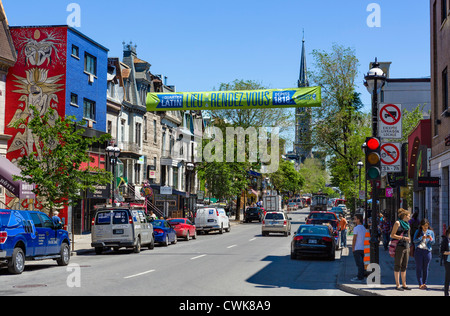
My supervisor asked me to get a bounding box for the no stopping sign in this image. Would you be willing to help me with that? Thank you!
[381,143,401,172]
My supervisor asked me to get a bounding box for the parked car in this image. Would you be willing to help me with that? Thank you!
[330,206,345,217]
[244,207,262,223]
[168,218,197,241]
[262,211,291,236]
[287,202,298,212]
[337,204,348,214]
[152,219,177,246]
[305,211,339,247]
[91,207,154,254]
[195,207,231,234]
[0,209,70,274]
[291,224,336,261]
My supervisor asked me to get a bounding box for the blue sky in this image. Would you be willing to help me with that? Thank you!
[3,0,430,149]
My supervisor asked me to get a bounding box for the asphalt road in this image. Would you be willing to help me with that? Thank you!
[0,208,353,296]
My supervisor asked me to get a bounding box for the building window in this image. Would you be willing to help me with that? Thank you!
[70,93,78,106]
[83,98,96,121]
[442,0,448,24]
[443,67,449,113]
[135,122,142,147]
[84,53,97,76]
[143,116,148,142]
[71,45,79,58]
[107,120,112,136]
[153,120,157,143]
[121,119,126,142]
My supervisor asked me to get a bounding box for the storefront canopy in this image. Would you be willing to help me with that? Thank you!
[0,156,35,199]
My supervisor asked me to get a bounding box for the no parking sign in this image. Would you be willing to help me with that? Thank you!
[378,104,402,139]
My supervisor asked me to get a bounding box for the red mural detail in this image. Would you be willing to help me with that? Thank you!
[5,27,67,219]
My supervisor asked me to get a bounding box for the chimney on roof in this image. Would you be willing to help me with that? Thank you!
[123,41,137,58]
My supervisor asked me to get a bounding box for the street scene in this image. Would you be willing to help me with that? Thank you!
[0,0,449,301]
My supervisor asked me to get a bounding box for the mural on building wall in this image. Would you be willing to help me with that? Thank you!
[5,27,67,210]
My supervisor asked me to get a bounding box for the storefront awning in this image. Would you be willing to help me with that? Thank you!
[0,156,35,199]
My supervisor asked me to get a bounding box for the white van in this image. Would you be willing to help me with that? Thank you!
[91,207,154,254]
[195,207,231,234]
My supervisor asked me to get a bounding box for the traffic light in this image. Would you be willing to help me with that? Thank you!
[365,137,381,180]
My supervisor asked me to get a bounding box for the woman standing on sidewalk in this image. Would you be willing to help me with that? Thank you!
[441,226,450,296]
[413,219,435,290]
[391,208,411,291]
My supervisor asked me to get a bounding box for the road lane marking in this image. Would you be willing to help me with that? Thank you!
[190,254,207,260]
[249,238,256,242]
[124,269,155,279]
[227,245,237,249]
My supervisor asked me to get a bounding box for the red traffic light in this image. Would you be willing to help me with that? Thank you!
[367,137,380,150]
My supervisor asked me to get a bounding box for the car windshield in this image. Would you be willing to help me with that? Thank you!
[152,220,165,227]
[265,213,284,220]
[168,219,184,224]
[298,226,329,235]
[309,213,336,220]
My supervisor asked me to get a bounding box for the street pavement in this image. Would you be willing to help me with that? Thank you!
[71,217,449,296]
[0,209,350,296]
[338,233,447,296]
[3,208,446,296]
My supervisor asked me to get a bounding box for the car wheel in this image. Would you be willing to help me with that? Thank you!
[219,224,223,234]
[193,230,197,239]
[185,231,190,241]
[172,235,177,244]
[163,235,169,247]
[148,235,155,250]
[8,247,25,274]
[133,237,141,253]
[57,242,70,266]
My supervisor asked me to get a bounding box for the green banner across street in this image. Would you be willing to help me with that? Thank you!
[146,86,321,111]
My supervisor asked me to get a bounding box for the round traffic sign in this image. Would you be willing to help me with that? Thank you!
[380,104,401,126]
[380,143,400,165]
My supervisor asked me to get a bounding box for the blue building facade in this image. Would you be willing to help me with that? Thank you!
[65,26,108,133]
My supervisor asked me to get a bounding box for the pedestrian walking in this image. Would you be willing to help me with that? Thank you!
[440,226,450,296]
[379,211,391,251]
[413,219,435,290]
[351,214,366,283]
[390,208,412,291]
[338,213,348,248]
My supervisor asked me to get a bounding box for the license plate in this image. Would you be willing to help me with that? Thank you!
[207,219,215,222]
[309,239,318,244]
[113,229,124,234]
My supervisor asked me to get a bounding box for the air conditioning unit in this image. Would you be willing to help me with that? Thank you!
[88,74,95,83]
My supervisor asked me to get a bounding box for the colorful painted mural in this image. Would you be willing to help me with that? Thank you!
[5,26,67,212]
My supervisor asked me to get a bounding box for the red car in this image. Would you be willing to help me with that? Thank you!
[306,212,339,229]
[168,218,197,241]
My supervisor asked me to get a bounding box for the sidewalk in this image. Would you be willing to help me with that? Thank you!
[69,218,244,256]
[337,233,447,296]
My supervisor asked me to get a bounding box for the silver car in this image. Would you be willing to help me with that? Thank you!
[262,212,291,236]
[91,207,154,254]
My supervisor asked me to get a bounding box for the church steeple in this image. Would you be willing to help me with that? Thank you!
[298,30,309,88]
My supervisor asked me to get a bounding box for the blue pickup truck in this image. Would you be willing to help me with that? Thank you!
[0,209,70,274]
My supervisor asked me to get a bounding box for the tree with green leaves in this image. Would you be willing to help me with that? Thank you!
[12,106,112,215]
[269,159,304,196]
[309,44,370,207]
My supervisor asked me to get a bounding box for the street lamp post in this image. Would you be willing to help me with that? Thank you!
[106,145,121,205]
[364,58,386,265]
[357,160,363,209]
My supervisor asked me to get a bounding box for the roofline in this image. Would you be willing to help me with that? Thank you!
[386,78,431,83]
[9,25,109,52]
